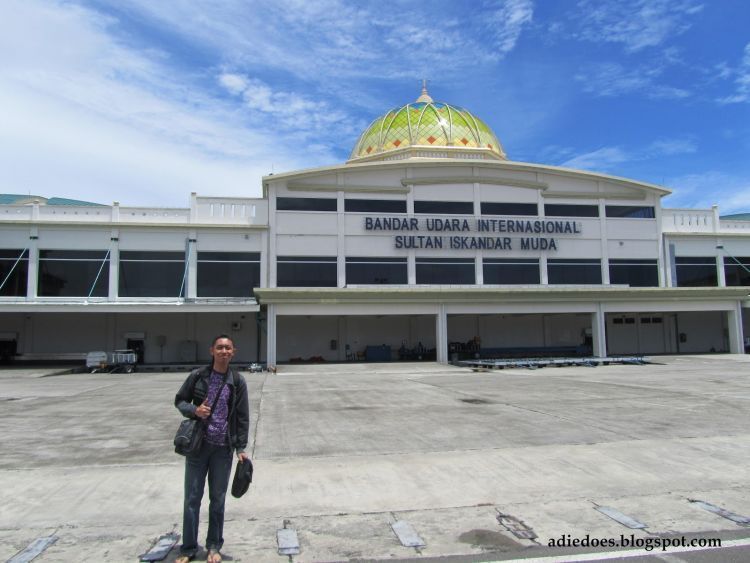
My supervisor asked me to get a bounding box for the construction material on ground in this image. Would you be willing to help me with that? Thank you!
[461,356,648,370]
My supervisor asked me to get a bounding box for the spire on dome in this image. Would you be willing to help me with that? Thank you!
[416,79,433,103]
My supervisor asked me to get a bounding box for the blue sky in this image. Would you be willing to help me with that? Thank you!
[1,0,749,212]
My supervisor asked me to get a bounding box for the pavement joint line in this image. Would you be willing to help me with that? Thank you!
[406,377,635,438]
[485,537,750,563]
[250,371,269,458]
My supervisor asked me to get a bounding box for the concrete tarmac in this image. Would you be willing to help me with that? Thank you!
[0,355,749,562]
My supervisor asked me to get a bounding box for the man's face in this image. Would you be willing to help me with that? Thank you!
[210,338,235,364]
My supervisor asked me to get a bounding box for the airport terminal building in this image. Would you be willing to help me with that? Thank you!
[1,88,749,366]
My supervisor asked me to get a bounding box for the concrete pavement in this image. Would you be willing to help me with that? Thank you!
[0,356,749,562]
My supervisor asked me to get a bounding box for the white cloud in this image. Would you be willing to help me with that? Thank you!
[103,0,531,84]
[574,0,703,53]
[575,62,689,99]
[483,0,534,55]
[561,147,630,171]
[663,172,750,213]
[717,42,750,104]
[559,137,697,171]
[218,73,248,95]
[647,138,697,155]
[0,0,340,206]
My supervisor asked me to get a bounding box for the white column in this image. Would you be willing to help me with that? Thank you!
[406,182,416,284]
[337,189,346,287]
[259,230,269,289]
[109,229,119,300]
[599,199,610,284]
[591,305,607,357]
[268,188,278,287]
[540,255,548,285]
[266,304,277,367]
[655,202,666,287]
[538,202,548,285]
[186,232,197,299]
[436,304,448,363]
[473,180,483,285]
[727,303,745,354]
[716,242,726,287]
[26,229,39,298]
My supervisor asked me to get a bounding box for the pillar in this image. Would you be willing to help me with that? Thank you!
[26,229,38,298]
[591,305,607,358]
[186,232,197,299]
[109,229,119,300]
[727,302,745,354]
[266,304,277,367]
[436,304,448,363]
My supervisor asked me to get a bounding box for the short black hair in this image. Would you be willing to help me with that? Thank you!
[211,334,234,347]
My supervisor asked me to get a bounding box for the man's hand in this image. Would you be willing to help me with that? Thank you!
[195,398,211,419]
[237,452,249,462]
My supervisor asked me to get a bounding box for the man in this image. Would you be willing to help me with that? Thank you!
[174,335,250,563]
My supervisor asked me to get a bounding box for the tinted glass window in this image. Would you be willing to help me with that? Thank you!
[119,251,185,297]
[605,205,655,219]
[724,257,750,286]
[414,201,473,214]
[483,258,540,284]
[345,199,407,213]
[39,249,109,297]
[346,257,407,284]
[276,197,337,212]
[197,252,260,297]
[548,258,602,284]
[0,249,28,297]
[481,202,538,216]
[545,204,599,217]
[416,257,475,284]
[609,259,659,287]
[277,256,337,287]
[675,256,717,287]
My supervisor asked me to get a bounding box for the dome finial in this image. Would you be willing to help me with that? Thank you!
[416,79,433,103]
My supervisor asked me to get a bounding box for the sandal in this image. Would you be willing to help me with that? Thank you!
[175,556,193,563]
[207,550,222,563]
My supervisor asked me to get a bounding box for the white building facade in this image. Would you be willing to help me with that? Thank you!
[1,90,748,365]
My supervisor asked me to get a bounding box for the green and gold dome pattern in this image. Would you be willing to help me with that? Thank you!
[349,88,506,162]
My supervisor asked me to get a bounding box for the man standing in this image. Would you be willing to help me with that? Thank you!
[174,335,249,563]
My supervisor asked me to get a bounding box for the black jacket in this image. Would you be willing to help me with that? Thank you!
[174,365,250,454]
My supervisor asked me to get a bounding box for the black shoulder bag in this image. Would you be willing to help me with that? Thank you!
[174,372,228,456]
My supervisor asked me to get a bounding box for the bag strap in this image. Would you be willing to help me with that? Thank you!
[203,370,230,422]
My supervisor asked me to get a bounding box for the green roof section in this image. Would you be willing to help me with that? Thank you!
[721,212,750,221]
[0,194,105,206]
[349,87,506,162]
[46,197,106,206]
